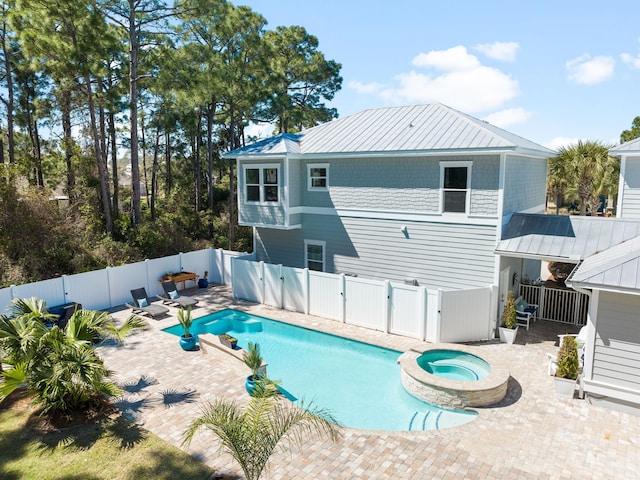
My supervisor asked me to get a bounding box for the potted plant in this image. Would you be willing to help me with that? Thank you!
[178,307,197,351]
[243,341,265,396]
[498,291,519,344]
[554,335,580,397]
[218,332,238,349]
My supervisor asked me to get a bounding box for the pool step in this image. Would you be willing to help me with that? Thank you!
[408,410,445,431]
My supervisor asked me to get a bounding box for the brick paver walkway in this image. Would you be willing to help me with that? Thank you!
[98,286,640,479]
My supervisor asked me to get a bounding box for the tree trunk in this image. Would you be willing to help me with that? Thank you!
[128,0,141,225]
[1,23,15,172]
[207,100,215,238]
[194,109,202,212]
[151,128,160,221]
[165,131,171,197]
[84,72,113,235]
[108,111,119,219]
[60,89,75,201]
[141,111,149,209]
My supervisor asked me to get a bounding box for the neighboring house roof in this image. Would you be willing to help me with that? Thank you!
[610,137,640,155]
[495,213,640,262]
[226,104,555,158]
[567,235,640,294]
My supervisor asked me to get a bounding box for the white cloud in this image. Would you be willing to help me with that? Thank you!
[621,52,640,69]
[544,136,581,151]
[566,55,615,85]
[483,108,532,128]
[380,65,519,113]
[474,42,519,62]
[348,80,385,94]
[412,45,480,71]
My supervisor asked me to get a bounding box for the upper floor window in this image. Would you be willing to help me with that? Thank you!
[305,240,325,272]
[244,165,279,204]
[308,163,329,191]
[440,161,472,214]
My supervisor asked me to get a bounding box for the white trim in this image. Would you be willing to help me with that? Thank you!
[617,155,626,218]
[287,206,499,226]
[439,161,473,214]
[242,163,281,205]
[494,153,507,285]
[284,157,290,227]
[304,239,326,272]
[307,163,329,191]
[239,222,302,230]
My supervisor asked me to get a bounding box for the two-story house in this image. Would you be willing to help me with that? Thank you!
[226,103,553,291]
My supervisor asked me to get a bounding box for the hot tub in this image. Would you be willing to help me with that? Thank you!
[399,344,509,409]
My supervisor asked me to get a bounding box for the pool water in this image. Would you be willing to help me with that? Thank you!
[163,309,477,431]
[417,350,491,382]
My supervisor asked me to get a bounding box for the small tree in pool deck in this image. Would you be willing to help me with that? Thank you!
[556,336,580,380]
[501,291,518,329]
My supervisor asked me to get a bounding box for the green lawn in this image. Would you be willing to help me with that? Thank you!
[0,393,215,480]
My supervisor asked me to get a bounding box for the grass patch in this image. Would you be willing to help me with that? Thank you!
[0,391,215,480]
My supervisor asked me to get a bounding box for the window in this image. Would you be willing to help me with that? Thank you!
[440,162,471,214]
[305,240,325,272]
[308,164,329,191]
[244,165,279,203]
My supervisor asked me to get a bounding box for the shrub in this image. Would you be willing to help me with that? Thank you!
[556,336,580,380]
[501,291,518,329]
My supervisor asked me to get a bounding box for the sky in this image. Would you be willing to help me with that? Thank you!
[238,0,640,150]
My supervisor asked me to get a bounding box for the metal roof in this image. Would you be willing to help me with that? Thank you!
[496,213,640,262]
[567,235,640,293]
[226,104,555,158]
[610,137,640,155]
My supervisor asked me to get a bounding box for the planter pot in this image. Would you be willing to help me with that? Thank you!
[180,335,197,351]
[219,335,237,349]
[554,376,577,397]
[198,278,209,288]
[245,374,263,396]
[499,326,519,344]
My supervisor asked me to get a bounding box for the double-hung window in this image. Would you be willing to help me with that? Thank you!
[305,240,325,272]
[307,163,329,191]
[244,165,279,204]
[440,161,471,214]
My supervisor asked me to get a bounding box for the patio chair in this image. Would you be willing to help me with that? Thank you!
[127,287,169,318]
[515,296,538,331]
[159,279,199,309]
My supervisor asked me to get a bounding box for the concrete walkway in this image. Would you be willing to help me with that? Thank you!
[98,286,640,479]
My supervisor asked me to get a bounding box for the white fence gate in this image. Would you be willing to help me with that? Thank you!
[520,284,588,325]
[231,259,496,343]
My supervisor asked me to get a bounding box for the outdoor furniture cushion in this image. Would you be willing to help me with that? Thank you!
[159,279,199,308]
[127,288,169,319]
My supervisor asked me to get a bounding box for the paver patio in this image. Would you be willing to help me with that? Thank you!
[98,285,640,479]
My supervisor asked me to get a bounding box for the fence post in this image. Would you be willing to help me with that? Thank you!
[419,286,427,341]
[219,248,225,285]
[384,280,391,333]
[539,285,546,321]
[304,268,309,315]
[279,264,284,310]
[230,257,236,298]
[340,273,346,323]
[259,261,265,305]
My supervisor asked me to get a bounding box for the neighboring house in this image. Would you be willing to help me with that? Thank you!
[613,137,640,219]
[225,103,553,291]
[553,137,640,414]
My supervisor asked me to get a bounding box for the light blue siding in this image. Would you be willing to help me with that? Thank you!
[593,292,640,391]
[503,154,548,216]
[288,160,302,208]
[256,214,497,289]
[237,159,287,227]
[621,158,640,219]
[299,155,499,215]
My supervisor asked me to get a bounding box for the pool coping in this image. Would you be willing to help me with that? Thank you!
[398,343,510,409]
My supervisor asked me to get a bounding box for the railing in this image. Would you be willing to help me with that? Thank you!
[519,284,588,325]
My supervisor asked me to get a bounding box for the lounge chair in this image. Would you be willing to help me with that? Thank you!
[159,279,199,309]
[127,288,169,318]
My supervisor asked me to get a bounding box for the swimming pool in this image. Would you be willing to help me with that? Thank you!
[163,309,477,431]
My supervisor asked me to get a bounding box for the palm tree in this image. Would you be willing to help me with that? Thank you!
[0,297,145,412]
[183,383,341,480]
[550,140,617,215]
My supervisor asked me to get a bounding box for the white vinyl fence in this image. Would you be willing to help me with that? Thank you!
[0,248,254,313]
[519,283,588,325]
[231,259,496,343]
